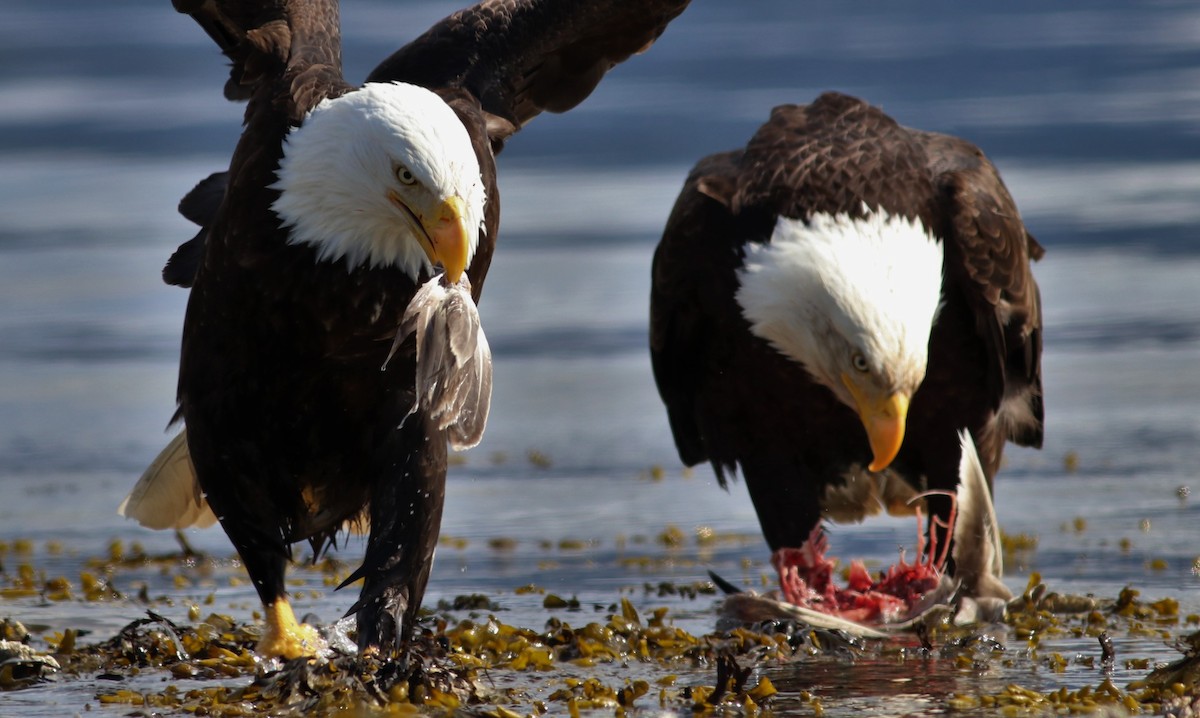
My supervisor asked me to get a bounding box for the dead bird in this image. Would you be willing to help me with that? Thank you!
[717,431,1012,637]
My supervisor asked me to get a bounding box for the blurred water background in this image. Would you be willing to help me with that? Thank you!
[1,1,1199,715]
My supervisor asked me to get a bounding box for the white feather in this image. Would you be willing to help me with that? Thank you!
[994,383,1041,439]
[952,430,1012,602]
[271,82,486,277]
[118,430,217,530]
[736,207,944,403]
[388,276,493,450]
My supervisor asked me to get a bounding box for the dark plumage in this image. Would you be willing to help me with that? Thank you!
[146,0,691,658]
[650,93,1043,602]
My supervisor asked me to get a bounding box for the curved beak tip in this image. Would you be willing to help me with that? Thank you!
[858,390,910,473]
[868,452,898,473]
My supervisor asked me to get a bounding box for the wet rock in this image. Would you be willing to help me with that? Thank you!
[0,639,60,689]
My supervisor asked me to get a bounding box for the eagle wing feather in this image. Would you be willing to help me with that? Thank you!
[367,0,692,149]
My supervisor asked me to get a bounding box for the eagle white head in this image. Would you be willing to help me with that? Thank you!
[736,207,944,471]
[271,82,486,283]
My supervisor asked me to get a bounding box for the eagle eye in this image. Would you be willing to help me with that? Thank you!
[395,165,416,185]
[851,352,869,373]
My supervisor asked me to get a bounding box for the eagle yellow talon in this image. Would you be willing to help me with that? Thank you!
[257,599,325,659]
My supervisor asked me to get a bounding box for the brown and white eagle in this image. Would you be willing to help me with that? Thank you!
[120,0,691,659]
[650,92,1043,615]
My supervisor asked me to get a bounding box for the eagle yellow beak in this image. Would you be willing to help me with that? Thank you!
[390,191,471,284]
[842,374,910,472]
[424,195,470,284]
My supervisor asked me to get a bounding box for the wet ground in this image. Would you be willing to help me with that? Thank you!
[3,464,1200,716]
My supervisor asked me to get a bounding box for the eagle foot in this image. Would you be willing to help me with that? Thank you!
[258,599,326,660]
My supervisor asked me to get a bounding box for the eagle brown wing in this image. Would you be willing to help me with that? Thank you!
[171,0,345,112]
[649,151,747,483]
[918,131,1045,468]
[733,95,938,226]
[164,171,225,288]
[164,0,352,285]
[366,0,691,150]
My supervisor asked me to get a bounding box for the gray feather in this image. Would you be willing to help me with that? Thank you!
[392,275,493,450]
[951,430,1012,601]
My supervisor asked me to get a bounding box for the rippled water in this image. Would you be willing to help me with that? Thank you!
[2,0,1199,715]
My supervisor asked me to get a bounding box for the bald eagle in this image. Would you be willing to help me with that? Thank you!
[122,0,692,659]
[650,92,1043,610]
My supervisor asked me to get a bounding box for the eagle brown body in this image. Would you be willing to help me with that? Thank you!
[650,93,1043,580]
[163,0,691,654]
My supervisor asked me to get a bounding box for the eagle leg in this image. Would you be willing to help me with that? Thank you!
[227,536,325,658]
[340,413,447,654]
[210,500,325,658]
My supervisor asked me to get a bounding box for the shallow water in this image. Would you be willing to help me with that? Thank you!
[2,0,1200,715]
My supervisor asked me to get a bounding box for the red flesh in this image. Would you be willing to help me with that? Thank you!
[771,499,956,624]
